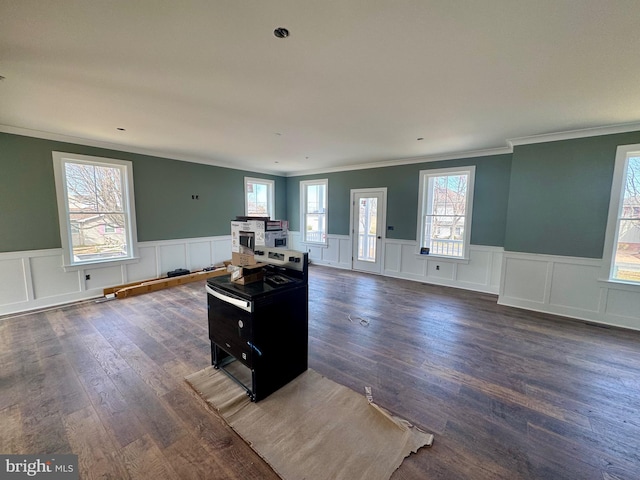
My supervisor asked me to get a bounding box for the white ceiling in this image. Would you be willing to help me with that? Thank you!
[2,1,640,176]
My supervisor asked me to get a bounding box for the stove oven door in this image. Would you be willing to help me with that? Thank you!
[206,285,253,368]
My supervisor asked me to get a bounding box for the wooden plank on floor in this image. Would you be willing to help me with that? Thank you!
[105,268,228,298]
[119,434,181,480]
[0,404,25,453]
[64,406,131,480]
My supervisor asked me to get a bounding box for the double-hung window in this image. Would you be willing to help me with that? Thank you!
[244,177,274,218]
[301,179,328,245]
[52,152,138,268]
[417,166,475,259]
[602,144,640,285]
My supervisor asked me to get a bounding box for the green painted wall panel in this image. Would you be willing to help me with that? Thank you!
[7,127,640,259]
[504,131,640,258]
[0,134,61,251]
[0,132,286,252]
[287,154,512,247]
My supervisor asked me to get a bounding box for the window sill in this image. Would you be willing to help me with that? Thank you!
[301,242,328,248]
[597,278,640,292]
[62,256,140,272]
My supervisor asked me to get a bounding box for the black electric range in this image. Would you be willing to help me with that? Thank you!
[205,247,308,401]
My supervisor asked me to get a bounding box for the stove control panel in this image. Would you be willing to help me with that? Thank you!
[254,247,306,272]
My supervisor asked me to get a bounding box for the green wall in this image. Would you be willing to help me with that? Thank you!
[4,129,640,259]
[0,132,286,252]
[287,154,512,247]
[1,134,60,251]
[504,131,640,258]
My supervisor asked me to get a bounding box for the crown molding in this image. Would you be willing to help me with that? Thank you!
[507,122,640,147]
[283,146,513,177]
[0,124,283,177]
[283,123,640,176]
[4,121,640,178]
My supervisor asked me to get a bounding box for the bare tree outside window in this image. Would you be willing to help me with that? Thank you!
[424,173,469,257]
[64,162,128,261]
[358,197,377,261]
[613,156,640,282]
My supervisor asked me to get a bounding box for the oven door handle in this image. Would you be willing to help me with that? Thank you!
[206,285,253,313]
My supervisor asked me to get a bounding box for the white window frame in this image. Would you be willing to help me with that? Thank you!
[601,144,640,289]
[300,179,328,246]
[416,166,475,261]
[244,177,275,218]
[52,151,139,270]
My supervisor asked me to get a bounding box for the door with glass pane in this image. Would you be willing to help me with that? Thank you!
[351,189,386,274]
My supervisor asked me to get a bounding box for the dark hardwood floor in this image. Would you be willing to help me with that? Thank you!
[2,265,640,479]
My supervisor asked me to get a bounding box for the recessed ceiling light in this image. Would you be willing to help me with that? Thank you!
[274,27,289,38]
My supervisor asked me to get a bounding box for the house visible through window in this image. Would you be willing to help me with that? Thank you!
[245,177,274,218]
[417,166,475,259]
[52,152,138,268]
[301,179,328,245]
[603,144,640,285]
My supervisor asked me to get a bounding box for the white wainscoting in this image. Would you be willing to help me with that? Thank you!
[287,232,353,269]
[499,251,640,331]
[288,232,503,294]
[7,235,637,332]
[383,240,503,294]
[0,236,232,317]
